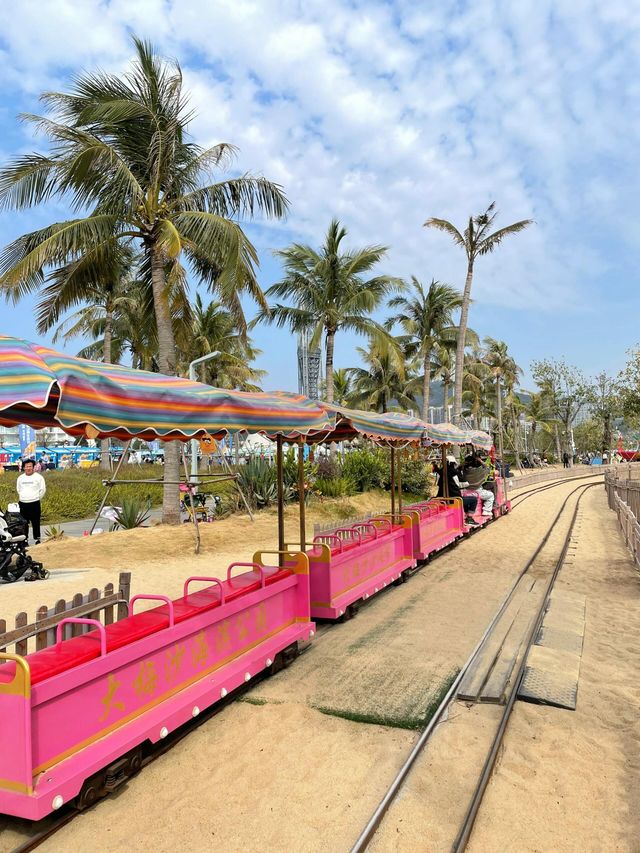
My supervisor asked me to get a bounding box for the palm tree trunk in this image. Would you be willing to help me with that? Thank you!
[453,259,474,425]
[149,241,180,525]
[100,305,114,471]
[422,352,431,421]
[496,374,505,473]
[443,378,449,422]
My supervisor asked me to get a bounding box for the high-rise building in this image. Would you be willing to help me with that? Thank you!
[297,330,322,400]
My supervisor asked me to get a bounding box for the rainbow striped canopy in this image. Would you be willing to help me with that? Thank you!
[0,336,335,441]
[466,429,493,451]
[306,404,429,446]
[425,422,493,449]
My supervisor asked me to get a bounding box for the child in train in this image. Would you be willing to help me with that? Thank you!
[462,451,495,517]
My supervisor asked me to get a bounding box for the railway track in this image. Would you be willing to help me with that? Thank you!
[350,480,599,853]
[8,476,600,853]
[509,469,604,508]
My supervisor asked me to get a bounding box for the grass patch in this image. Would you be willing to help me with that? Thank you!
[312,668,460,732]
[238,696,270,706]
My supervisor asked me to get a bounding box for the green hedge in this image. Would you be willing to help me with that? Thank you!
[0,465,166,523]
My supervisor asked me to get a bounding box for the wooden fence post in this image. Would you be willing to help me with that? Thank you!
[118,572,131,621]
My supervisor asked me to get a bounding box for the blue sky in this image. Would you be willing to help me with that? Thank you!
[0,0,639,393]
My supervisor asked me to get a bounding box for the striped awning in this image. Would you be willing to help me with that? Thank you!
[425,422,493,449]
[466,429,493,451]
[0,336,335,441]
[306,404,429,446]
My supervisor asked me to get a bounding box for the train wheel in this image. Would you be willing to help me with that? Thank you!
[76,773,104,810]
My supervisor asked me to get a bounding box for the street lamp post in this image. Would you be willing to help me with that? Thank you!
[188,351,220,484]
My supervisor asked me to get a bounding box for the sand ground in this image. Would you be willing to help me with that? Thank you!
[3,477,637,852]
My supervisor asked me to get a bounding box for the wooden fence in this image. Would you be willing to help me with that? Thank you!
[605,469,640,569]
[0,571,131,655]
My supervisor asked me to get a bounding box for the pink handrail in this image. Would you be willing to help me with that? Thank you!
[56,618,107,656]
[353,522,378,539]
[183,576,225,604]
[313,534,343,553]
[336,527,362,544]
[130,594,175,627]
[227,562,265,588]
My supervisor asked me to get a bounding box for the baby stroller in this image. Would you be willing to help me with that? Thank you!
[0,505,49,583]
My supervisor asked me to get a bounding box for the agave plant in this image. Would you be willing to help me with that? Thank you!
[112,497,152,530]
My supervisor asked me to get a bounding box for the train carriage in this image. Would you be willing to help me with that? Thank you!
[0,554,312,820]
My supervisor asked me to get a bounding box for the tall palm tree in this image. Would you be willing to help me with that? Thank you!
[254,219,403,403]
[0,37,287,523]
[484,337,521,468]
[386,277,462,420]
[347,342,417,414]
[424,203,532,424]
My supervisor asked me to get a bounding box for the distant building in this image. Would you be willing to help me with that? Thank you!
[297,330,322,400]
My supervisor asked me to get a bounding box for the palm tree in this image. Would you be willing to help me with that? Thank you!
[254,219,403,404]
[347,342,417,414]
[424,203,532,424]
[35,244,137,470]
[484,337,521,468]
[386,277,462,421]
[432,345,455,422]
[332,368,353,406]
[462,350,493,428]
[178,294,265,391]
[0,38,287,523]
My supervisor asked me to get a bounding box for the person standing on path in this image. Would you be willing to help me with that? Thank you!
[562,451,570,468]
[16,458,46,543]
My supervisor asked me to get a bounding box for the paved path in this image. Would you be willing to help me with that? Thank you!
[42,507,163,539]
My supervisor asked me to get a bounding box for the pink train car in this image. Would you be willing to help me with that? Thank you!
[0,552,313,820]
[463,474,512,529]
[403,498,465,560]
[302,514,416,619]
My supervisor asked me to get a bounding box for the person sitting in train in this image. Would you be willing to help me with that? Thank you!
[435,455,479,526]
[462,452,495,517]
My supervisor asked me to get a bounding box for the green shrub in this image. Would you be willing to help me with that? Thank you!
[315,476,356,498]
[397,458,433,495]
[0,464,165,523]
[112,497,152,529]
[236,458,280,509]
[342,448,388,491]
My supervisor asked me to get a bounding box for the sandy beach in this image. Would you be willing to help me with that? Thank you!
[2,478,639,852]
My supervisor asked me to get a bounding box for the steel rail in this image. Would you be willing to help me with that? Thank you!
[349,480,600,853]
[452,482,598,851]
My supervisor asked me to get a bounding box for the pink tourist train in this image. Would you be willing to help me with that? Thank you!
[0,483,511,821]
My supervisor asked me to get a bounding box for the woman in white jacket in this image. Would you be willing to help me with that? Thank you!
[16,459,46,543]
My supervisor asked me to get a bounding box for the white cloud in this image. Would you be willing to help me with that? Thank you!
[0,0,639,382]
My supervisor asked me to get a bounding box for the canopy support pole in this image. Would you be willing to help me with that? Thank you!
[298,439,306,552]
[442,445,449,499]
[182,451,201,554]
[276,436,285,565]
[90,440,131,534]
[397,448,403,513]
[390,447,396,516]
